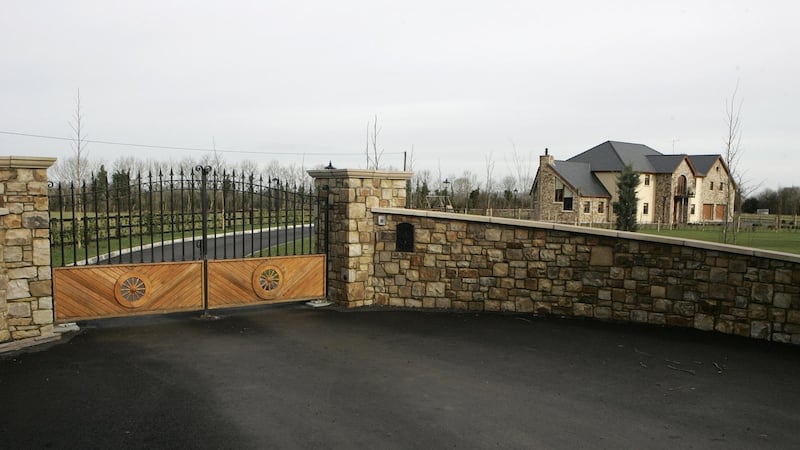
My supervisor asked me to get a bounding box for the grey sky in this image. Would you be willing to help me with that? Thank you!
[2,0,798,191]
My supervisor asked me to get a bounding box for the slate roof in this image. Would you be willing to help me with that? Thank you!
[687,155,720,176]
[551,161,610,197]
[543,141,728,199]
[646,154,689,174]
[567,141,662,172]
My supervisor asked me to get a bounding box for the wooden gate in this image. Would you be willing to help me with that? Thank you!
[50,165,328,322]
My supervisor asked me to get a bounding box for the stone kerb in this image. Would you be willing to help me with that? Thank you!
[308,169,412,307]
[0,156,59,353]
[371,206,800,345]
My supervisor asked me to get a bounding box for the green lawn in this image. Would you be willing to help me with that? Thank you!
[638,228,800,255]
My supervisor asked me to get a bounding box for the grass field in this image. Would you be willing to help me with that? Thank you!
[638,228,800,255]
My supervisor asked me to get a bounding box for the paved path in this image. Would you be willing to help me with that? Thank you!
[2,306,800,449]
[70,224,315,265]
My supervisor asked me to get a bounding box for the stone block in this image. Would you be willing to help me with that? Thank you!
[694,314,715,331]
[29,280,52,296]
[516,298,534,313]
[492,263,508,277]
[22,211,49,228]
[33,309,53,325]
[589,246,613,266]
[631,266,648,281]
[774,292,792,309]
[673,301,695,317]
[715,319,735,334]
[426,282,445,297]
[709,267,727,283]
[4,229,31,245]
[747,303,767,320]
[751,283,774,304]
[12,329,41,340]
[8,267,37,279]
[750,321,771,339]
[8,302,32,317]
[651,285,666,298]
[573,303,593,317]
[7,279,30,300]
[485,228,502,242]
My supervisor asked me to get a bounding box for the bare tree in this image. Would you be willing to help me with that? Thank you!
[507,141,534,193]
[452,170,479,211]
[722,81,755,242]
[364,115,384,169]
[484,152,495,210]
[51,89,93,183]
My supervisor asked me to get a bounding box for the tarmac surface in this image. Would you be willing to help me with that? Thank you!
[2,304,800,449]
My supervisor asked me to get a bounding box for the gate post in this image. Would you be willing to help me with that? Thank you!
[195,165,212,317]
[0,156,59,353]
[308,169,411,307]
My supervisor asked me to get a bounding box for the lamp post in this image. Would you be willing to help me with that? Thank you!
[443,178,450,211]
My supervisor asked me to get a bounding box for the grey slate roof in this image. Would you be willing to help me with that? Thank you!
[544,141,726,199]
[551,161,610,197]
[646,154,688,173]
[567,141,662,172]
[687,155,720,176]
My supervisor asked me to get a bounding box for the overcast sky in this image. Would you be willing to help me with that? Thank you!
[2,0,798,192]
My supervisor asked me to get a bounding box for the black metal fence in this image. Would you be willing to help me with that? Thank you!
[49,166,328,267]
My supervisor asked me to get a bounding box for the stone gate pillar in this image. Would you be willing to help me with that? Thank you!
[0,156,58,352]
[308,169,411,307]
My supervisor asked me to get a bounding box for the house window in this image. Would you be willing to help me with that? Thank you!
[583,201,591,213]
[598,201,605,213]
[643,203,649,215]
[690,204,696,215]
[710,181,714,190]
[644,174,650,186]
[554,184,564,202]
[563,195,573,211]
[719,182,724,191]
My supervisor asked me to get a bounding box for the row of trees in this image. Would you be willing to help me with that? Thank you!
[742,186,800,216]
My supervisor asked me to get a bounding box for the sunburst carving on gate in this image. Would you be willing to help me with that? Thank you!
[252,263,285,300]
[114,272,152,308]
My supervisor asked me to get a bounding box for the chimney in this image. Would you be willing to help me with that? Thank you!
[540,148,554,167]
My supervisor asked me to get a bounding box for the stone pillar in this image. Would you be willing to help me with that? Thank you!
[0,156,58,351]
[308,169,411,307]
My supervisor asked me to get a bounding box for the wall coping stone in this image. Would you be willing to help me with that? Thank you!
[308,168,413,180]
[373,207,800,264]
[0,156,57,169]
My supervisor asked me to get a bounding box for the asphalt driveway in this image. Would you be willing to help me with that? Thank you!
[2,305,799,449]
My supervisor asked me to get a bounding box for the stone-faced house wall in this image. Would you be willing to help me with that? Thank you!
[532,155,609,224]
[0,157,58,351]
[697,158,735,222]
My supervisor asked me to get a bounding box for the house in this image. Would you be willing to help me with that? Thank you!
[530,141,736,225]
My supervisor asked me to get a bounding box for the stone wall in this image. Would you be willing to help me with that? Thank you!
[369,208,800,344]
[0,156,58,351]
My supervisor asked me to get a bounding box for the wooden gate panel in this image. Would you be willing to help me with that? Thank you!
[53,261,203,321]
[207,255,325,308]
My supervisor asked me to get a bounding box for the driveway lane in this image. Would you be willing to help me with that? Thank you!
[2,306,799,449]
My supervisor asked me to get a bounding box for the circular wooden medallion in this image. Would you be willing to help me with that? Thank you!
[114,272,152,308]
[252,263,285,300]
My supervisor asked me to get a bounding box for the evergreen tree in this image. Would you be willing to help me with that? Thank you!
[613,164,640,231]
